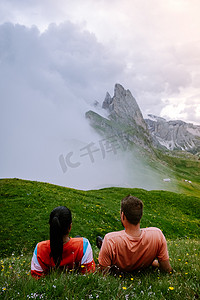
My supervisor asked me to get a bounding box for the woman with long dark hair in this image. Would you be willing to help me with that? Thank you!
[31,206,95,278]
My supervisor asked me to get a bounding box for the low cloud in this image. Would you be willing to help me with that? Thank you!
[1,1,200,124]
[0,15,199,189]
[1,22,162,190]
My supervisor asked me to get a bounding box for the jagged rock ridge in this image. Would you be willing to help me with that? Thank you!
[86,84,200,155]
[102,84,147,131]
[86,84,153,151]
[145,114,200,154]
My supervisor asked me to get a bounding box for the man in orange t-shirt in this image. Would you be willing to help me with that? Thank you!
[98,195,172,273]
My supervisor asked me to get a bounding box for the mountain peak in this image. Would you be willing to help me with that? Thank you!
[86,84,200,155]
[145,115,200,153]
[102,92,112,110]
[86,83,152,151]
[147,114,166,122]
[102,84,147,130]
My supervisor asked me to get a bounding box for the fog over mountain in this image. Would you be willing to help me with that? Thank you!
[1,0,200,123]
[0,22,160,190]
[0,7,199,190]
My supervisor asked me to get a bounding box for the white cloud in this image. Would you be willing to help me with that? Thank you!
[160,87,200,124]
[0,0,200,188]
[0,22,136,189]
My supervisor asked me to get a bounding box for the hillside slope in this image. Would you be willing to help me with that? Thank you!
[0,178,199,258]
[86,84,200,155]
[0,178,199,300]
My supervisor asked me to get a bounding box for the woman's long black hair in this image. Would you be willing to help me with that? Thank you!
[49,206,72,267]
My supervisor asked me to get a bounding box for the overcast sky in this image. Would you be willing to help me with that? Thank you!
[0,0,200,189]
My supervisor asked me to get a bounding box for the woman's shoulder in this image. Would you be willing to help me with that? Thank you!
[66,237,92,251]
[36,240,51,254]
[37,239,50,246]
[68,237,84,246]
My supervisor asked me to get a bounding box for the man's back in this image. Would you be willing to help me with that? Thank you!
[98,227,169,272]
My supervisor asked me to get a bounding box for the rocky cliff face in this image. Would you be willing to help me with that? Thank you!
[86,84,153,151]
[145,114,200,154]
[86,84,200,155]
[102,84,147,131]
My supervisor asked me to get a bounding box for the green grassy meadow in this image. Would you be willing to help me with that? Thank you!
[154,150,200,197]
[0,178,199,299]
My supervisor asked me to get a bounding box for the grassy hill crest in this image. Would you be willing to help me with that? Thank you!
[0,178,199,299]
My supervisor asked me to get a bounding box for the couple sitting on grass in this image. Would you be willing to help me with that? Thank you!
[31,195,172,278]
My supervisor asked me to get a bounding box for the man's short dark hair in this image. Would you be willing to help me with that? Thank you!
[121,195,143,225]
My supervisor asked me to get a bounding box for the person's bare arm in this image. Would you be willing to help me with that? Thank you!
[98,263,110,275]
[152,259,172,273]
[98,264,122,275]
[159,259,172,273]
[151,259,159,268]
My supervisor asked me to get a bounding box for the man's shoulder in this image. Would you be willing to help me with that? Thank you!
[142,227,165,238]
[143,227,162,232]
[105,230,125,240]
